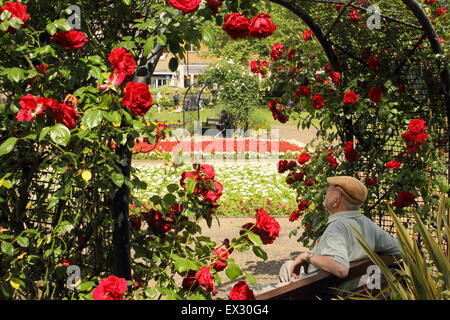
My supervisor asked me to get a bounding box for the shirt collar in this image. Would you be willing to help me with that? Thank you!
[327,210,361,224]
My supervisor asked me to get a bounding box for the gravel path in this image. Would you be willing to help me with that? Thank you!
[198,216,307,299]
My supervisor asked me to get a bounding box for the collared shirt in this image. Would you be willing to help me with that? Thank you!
[301,210,400,279]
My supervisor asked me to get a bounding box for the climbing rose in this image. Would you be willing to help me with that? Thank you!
[331,71,341,85]
[182,270,198,290]
[36,64,49,75]
[46,102,79,129]
[408,119,427,134]
[255,208,280,244]
[51,30,88,50]
[212,248,229,272]
[369,86,383,103]
[343,91,359,105]
[424,0,436,4]
[368,56,379,70]
[402,130,428,152]
[278,160,289,174]
[302,29,314,41]
[122,82,153,116]
[393,191,416,209]
[249,12,276,39]
[250,60,268,75]
[348,9,360,23]
[311,93,325,109]
[295,85,311,97]
[436,7,446,15]
[326,154,338,167]
[386,161,401,170]
[297,152,310,165]
[205,0,222,15]
[195,266,217,294]
[344,141,358,162]
[270,42,285,61]
[16,95,46,122]
[167,0,201,13]
[288,49,296,60]
[229,281,256,300]
[108,47,136,77]
[222,13,250,39]
[92,275,128,300]
[365,177,378,186]
[0,1,30,30]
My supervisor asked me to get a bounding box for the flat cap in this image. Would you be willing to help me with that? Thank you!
[327,176,368,205]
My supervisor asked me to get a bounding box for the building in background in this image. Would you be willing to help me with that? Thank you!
[152,44,216,89]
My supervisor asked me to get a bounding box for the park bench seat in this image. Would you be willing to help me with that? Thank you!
[255,255,399,300]
[202,118,221,134]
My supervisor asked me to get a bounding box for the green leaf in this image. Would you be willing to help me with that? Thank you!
[82,109,103,129]
[247,231,262,246]
[163,194,177,207]
[39,127,52,142]
[188,293,206,300]
[7,68,25,83]
[168,57,178,72]
[252,246,268,261]
[202,28,216,47]
[143,37,155,57]
[122,0,132,5]
[50,124,71,146]
[0,137,17,157]
[166,183,179,193]
[78,281,95,292]
[16,236,29,248]
[225,263,242,280]
[171,254,199,273]
[46,23,57,35]
[111,172,124,187]
[244,272,257,286]
[88,66,102,80]
[156,34,167,46]
[1,241,14,256]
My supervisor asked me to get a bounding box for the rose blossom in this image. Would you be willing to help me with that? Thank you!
[212,248,229,272]
[311,93,325,109]
[408,119,427,134]
[343,91,359,105]
[436,7,446,15]
[270,42,285,61]
[295,85,311,98]
[108,47,137,77]
[92,275,128,300]
[167,0,202,13]
[249,13,276,39]
[297,152,310,165]
[182,270,198,290]
[195,266,217,294]
[255,208,280,244]
[229,281,255,300]
[122,82,153,116]
[368,56,379,70]
[51,30,88,50]
[0,1,30,31]
[222,13,250,39]
[326,154,338,167]
[206,0,222,15]
[302,29,314,41]
[46,102,79,129]
[365,177,378,186]
[369,86,383,103]
[386,161,401,170]
[331,71,341,85]
[348,9,360,23]
[16,94,46,122]
[393,191,416,209]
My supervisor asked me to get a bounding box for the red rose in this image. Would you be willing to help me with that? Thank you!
[36,64,49,75]
[270,42,285,61]
[0,1,30,31]
[408,119,427,134]
[436,7,446,15]
[222,13,250,40]
[278,160,289,174]
[203,180,223,204]
[180,171,198,188]
[288,49,296,60]
[58,259,71,267]
[365,177,378,186]
[402,130,428,152]
[297,152,310,165]
[295,85,311,98]
[289,210,302,222]
[331,71,341,85]
[348,9,360,23]
[302,29,314,41]
[212,248,229,272]
[368,56,379,70]
[146,209,173,235]
[255,208,280,244]
[108,47,137,77]
[206,0,222,15]
[250,60,268,74]
[122,82,153,116]
[386,161,401,170]
[129,215,142,231]
[195,266,216,294]
[425,0,436,4]
[326,155,338,167]
[167,0,202,13]
[304,177,315,186]
[393,191,416,209]
[311,93,325,109]
[324,64,332,73]
[182,270,198,290]
[51,30,88,50]
[16,94,46,122]
[197,164,215,179]
[249,12,276,39]
[45,100,79,129]
[92,275,128,300]
[229,281,255,300]
[343,91,359,105]
[369,86,383,103]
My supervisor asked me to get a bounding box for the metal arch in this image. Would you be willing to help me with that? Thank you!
[182,82,209,126]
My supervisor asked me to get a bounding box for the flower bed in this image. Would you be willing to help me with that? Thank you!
[134,162,297,216]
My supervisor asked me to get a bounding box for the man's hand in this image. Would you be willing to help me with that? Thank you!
[290,252,310,279]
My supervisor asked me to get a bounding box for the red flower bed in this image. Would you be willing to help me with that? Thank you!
[133,139,303,154]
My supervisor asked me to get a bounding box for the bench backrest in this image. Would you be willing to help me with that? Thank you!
[255,255,398,300]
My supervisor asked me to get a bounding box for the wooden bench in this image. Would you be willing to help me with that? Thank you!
[255,255,400,300]
[201,118,221,135]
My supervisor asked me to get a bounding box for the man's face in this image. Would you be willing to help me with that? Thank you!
[323,186,341,212]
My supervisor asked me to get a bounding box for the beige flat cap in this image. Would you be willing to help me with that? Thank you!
[327,176,368,204]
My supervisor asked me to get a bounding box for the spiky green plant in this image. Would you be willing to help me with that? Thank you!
[349,196,450,300]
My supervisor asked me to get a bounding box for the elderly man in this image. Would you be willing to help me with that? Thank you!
[253,176,400,295]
